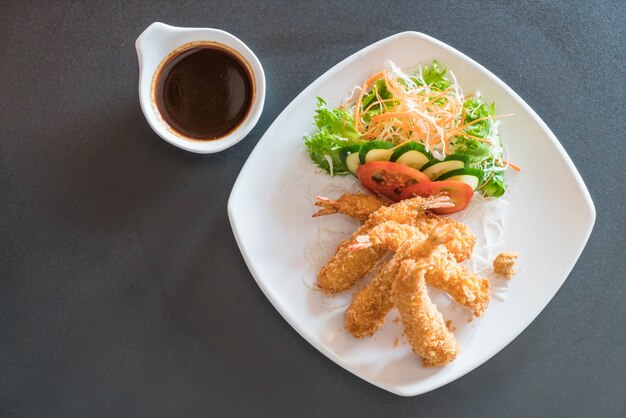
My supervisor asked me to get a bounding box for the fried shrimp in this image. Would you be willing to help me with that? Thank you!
[317,239,385,294]
[349,221,427,252]
[345,224,454,337]
[349,221,489,316]
[344,222,489,338]
[392,259,460,367]
[317,196,447,294]
[351,218,475,263]
[316,193,475,262]
[426,248,490,317]
[313,193,388,222]
[344,246,406,337]
[363,195,453,227]
[422,216,475,262]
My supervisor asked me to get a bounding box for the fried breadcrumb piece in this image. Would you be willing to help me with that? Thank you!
[493,252,518,279]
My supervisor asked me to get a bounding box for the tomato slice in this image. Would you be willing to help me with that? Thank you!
[357,161,431,202]
[399,181,474,214]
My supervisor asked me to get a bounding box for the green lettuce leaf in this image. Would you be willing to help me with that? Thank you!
[313,97,361,142]
[304,98,365,175]
[412,60,450,91]
[481,171,506,197]
[453,96,508,196]
[452,136,491,164]
[462,96,494,140]
[360,79,393,122]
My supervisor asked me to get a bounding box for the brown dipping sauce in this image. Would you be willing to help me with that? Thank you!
[154,43,254,140]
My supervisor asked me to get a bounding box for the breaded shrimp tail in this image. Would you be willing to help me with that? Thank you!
[392,260,460,367]
[349,221,427,252]
[313,194,389,222]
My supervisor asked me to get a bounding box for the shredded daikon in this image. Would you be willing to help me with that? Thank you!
[451,192,510,296]
[323,154,334,176]
[344,61,512,163]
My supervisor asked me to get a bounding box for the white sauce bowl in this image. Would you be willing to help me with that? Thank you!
[136,22,266,153]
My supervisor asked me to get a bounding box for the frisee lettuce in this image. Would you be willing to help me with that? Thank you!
[312,97,361,142]
[450,96,507,197]
[412,60,450,91]
[481,170,506,197]
[304,98,365,175]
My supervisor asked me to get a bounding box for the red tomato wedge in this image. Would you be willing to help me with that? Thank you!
[400,180,474,214]
[357,161,431,202]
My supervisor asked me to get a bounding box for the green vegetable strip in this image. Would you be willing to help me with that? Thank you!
[304,98,365,175]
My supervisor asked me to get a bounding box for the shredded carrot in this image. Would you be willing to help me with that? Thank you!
[370,112,418,123]
[448,130,493,144]
[499,160,522,172]
[476,171,495,190]
[354,72,386,132]
[345,65,513,163]
[365,71,384,87]
[362,98,397,113]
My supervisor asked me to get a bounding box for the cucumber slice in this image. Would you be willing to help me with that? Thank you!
[390,142,431,170]
[339,145,362,177]
[346,153,361,176]
[358,141,394,164]
[436,168,485,190]
[395,151,429,170]
[421,154,469,180]
[365,148,394,163]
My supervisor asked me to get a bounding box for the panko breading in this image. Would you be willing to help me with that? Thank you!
[392,259,460,367]
[426,248,490,317]
[317,238,385,294]
[350,221,428,252]
[426,216,475,263]
[345,222,452,338]
[363,195,452,228]
[493,252,518,279]
[345,225,489,338]
[315,193,475,262]
[313,193,501,367]
[317,196,445,294]
[345,243,409,338]
[352,218,475,263]
[349,221,489,316]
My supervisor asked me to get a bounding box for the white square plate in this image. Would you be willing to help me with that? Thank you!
[228,32,595,396]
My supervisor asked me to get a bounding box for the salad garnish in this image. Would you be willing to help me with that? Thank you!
[304,60,519,199]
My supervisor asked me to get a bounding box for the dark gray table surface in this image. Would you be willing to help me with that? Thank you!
[2,1,624,417]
